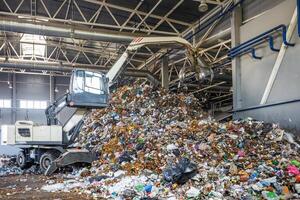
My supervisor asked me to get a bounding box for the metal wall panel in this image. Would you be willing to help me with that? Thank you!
[235,0,300,134]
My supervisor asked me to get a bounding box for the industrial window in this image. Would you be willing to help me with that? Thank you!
[0,99,11,108]
[20,100,47,109]
[20,34,46,58]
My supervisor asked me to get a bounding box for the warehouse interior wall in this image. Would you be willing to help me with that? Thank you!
[0,72,70,154]
[234,0,300,134]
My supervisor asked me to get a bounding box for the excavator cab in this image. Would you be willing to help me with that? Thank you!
[68,69,109,108]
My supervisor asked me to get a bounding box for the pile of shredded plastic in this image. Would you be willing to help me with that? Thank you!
[42,85,300,200]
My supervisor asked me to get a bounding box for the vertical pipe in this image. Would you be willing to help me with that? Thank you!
[231,0,242,111]
[161,56,169,90]
[49,75,55,104]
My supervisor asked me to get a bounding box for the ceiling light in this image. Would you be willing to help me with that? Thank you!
[219,68,224,75]
[54,87,59,93]
[198,0,208,12]
[8,83,12,89]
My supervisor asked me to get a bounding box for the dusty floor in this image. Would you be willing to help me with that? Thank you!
[0,174,93,200]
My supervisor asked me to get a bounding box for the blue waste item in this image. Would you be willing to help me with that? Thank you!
[272,182,282,194]
[111,192,118,197]
[172,149,181,157]
[249,171,258,181]
[111,112,120,120]
[92,122,101,130]
[238,141,245,148]
[135,143,145,151]
[118,151,133,164]
[261,181,271,187]
[144,185,153,193]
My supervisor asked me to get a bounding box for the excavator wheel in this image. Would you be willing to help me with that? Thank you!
[17,151,32,170]
[39,151,60,173]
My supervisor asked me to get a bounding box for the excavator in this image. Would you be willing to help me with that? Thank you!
[1,37,213,175]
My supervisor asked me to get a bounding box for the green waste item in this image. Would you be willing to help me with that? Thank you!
[267,192,276,198]
[135,183,144,192]
[137,138,145,144]
[291,160,300,168]
[272,160,279,166]
[262,191,279,200]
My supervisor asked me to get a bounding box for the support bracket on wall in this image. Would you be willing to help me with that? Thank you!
[268,36,280,52]
[251,48,262,60]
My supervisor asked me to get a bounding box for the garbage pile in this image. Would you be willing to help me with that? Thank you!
[43,85,300,199]
[0,155,38,176]
[0,155,23,176]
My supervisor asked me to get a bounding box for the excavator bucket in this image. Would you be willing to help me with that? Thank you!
[45,149,96,176]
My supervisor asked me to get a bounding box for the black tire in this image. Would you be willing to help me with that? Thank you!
[17,151,31,169]
[39,151,59,173]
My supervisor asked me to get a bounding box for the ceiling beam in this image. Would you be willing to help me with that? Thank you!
[82,0,190,27]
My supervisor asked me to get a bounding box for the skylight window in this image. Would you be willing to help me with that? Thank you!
[20,34,46,58]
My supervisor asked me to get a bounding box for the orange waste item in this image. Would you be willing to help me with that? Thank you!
[282,186,290,195]
[296,175,300,183]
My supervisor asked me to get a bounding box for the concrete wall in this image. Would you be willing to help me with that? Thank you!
[0,72,70,154]
[234,0,300,134]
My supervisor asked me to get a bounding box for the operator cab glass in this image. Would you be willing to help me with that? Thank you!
[68,69,108,108]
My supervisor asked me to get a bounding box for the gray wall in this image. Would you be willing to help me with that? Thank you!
[234,0,300,134]
[0,72,70,154]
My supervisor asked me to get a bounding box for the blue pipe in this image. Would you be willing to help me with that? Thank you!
[229,25,295,58]
[229,25,294,57]
[230,48,262,60]
[230,25,283,54]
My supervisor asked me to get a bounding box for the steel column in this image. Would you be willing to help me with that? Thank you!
[231,0,242,110]
[49,75,55,103]
[12,73,16,123]
[161,56,169,90]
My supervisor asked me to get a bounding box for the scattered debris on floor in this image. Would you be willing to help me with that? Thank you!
[0,155,38,177]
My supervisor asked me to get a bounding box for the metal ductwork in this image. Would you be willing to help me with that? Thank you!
[0,62,159,85]
[0,19,136,43]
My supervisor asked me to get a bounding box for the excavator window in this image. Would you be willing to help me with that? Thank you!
[72,70,84,93]
[84,71,105,95]
[72,70,105,95]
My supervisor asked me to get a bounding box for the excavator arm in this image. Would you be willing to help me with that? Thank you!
[45,94,68,126]
[105,36,209,86]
